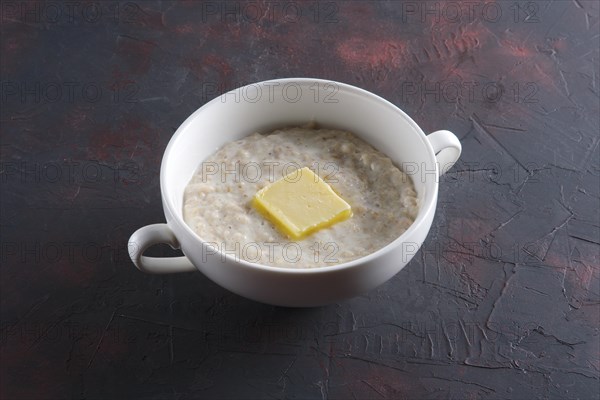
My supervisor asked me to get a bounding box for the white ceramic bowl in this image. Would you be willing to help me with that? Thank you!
[128,78,461,307]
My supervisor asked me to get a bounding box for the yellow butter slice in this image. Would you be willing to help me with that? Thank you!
[252,167,352,239]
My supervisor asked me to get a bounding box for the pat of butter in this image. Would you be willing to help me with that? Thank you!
[252,167,352,239]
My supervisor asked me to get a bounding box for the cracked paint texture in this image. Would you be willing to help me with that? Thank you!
[1,1,598,399]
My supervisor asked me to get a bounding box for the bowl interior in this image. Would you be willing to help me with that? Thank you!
[162,79,437,237]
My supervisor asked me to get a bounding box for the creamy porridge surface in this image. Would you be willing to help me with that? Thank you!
[183,127,419,268]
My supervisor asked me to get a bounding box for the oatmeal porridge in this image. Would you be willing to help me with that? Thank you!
[183,126,419,268]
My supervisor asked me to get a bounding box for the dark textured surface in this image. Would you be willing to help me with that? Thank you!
[1,1,599,399]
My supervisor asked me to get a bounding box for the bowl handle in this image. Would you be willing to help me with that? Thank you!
[426,130,462,177]
[128,224,196,274]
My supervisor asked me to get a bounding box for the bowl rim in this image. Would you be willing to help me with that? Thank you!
[161,77,440,275]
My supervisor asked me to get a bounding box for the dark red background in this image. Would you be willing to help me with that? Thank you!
[1,1,599,399]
